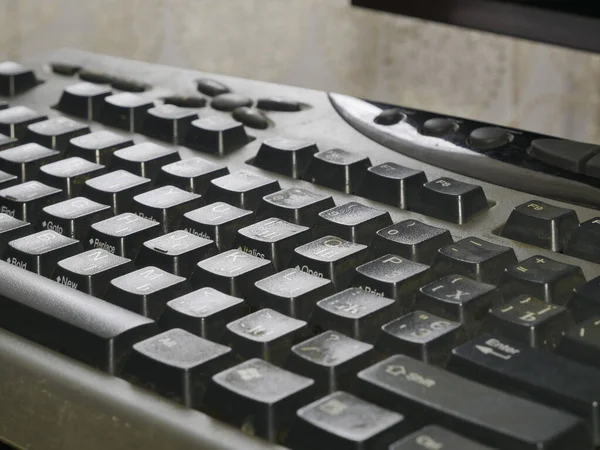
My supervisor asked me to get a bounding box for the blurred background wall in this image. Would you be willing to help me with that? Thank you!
[1,0,599,143]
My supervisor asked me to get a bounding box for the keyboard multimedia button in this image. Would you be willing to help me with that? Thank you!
[39,157,106,198]
[0,106,47,139]
[66,130,133,165]
[256,97,302,112]
[316,202,392,245]
[50,62,81,76]
[468,126,513,150]
[374,108,406,125]
[142,104,198,144]
[99,92,153,132]
[38,196,112,239]
[0,181,62,222]
[258,188,334,226]
[253,137,318,179]
[55,82,112,120]
[232,106,269,129]
[358,162,427,209]
[205,170,280,210]
[185,116,249,155]
[303,149,371,194]
[84,170,151,214]
[25,117,90,151]
[421,118,458,137]
[162,95,207,108]
[0,61,38,96]
[529,138,600,173]
[211,93,253,112]
[157,157,228,194]
[0,213,31,253]
[196,78,230,97]
[0,143,61,182]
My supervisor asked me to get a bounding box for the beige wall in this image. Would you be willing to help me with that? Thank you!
[1,0,599,142]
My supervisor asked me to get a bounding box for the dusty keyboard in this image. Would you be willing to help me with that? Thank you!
[1,49,600,450]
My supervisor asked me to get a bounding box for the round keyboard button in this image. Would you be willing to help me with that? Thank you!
[468,126,513,150]
[422,118,458,137]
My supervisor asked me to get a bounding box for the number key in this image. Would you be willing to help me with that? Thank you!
[112,143,179,180]
[24,117,90,151]
[0,143,61,182]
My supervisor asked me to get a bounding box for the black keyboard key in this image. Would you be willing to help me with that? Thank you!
[105,266,189,319]
[352,254,433,304]
[66,130,133,165]
[286,391,409,450]
[290,236,368,291]
[86,212,161,258]
[569,276,600,322]
[253,137,318,178]
[412,178,489,224]
[109,77,149,93]
[421,118,459,137]
[376,311,463,366]
[98,92,153,132]
[285,331,374,394]
[135,230,217,277]
[184,116,249,155]
[316,202,392,245]
[4,230,82,277]
[557,318,600,369]
[159,287,245,341]
[39,157,106,198]
[54,248,133,296]
[390,426,494,450]
[258,188,334,226]
[234,218,311,270]
[500,255,585,305]
[311,287,398,343]
[0,61,38,96]
[157,157,228,194]
[433,237,517,284]
[162,95,207,108]
[0,170,18,189]
[357,355,590,450]
[112,143,180,180]
[500,200,579,251]
[232,107,269,129]
[205,358,315,442]
[303,149,371,194]
[468,126,513,150]
[55,82,112,120]
[0,213,30,253]
[196,78,230,97]
[564,218,600,264]
[256,97,302,112]
[0,132,18,150]
[374,108,406,125]
[51,62,81,76]
[211,93,253,112]
[25,117,90,151]
[124,328,232,407]
[192,249,274,297]
[450,334,600,445]
[529,138,600,173]
[358,162,427,209]
[84,170,151,214]
[142,104,198,144]
[181,201,254,251]
[483,295,573,349]
[248,267,335,320]
[222,308,306,364]
[205,170,280,211]
[0,106,47,139]
[0,180,62,222]
[132,185,204,232]
[38,196,112,239]
[371,220,453,265]
[0,143,61,181]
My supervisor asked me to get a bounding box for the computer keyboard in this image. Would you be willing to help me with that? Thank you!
[0,48,599,450]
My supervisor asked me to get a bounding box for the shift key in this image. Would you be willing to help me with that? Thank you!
[357,354,591,450]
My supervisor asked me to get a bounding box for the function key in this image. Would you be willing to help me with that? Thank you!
[0,132,18,151]
[569,276,600,322]
[112,143,180,180]
[500,255,586,305]
[565,218,600,264]
[66,130,133,165]
[162,95,207,108]
[211,93,253,112]
[55,82,112,120]
[421,118,459,137]
[584,153,600,178]
[0,213,31,253]
[0,181,62,222]
[98,93,153,133]
[315,202,392,245]
[232,106,269,129]
[0,170,18,189]
[303,149,371,194]
[374,108,406,125]
[390,426,495,450]
[0,106,47,140]
[142,104,198,144]
[468,126,513,150]
[258,188,334,226]
[529,138,600,173]
[157,157,229,194]
[500,200,579,251]
[257,97,302,112]
[83,170,151,214]
[196,78,230,97]
[25,117,90,151]
[184,116,249,155]
[38,196,112,240]
[0,143,61,182]
[0,61,38,96]
[252,137,318,179]
[50,62,81,76]
[205,170,280,211]
[357,162,427,209]
[412,177,489,224]
[557,317,600,370]
[39,157,106,198]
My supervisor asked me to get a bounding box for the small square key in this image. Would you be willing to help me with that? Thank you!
[157,157,229,194]
[483,295,574,349]
[4,230,82,277]
[55,82,112,120]
[205,170,280,211]
[351,254,433,305]
[0,106,47,139]
[124,328,232,407]
[557,317,600,370]
[258,188,334,226]
[38,197,112,240]
[234,218,311,270]
[371,220,453,264]
[248,268,335,320]
[104,266,190,319]
[376,311,463,366]
[159,287,246,341]
[286,331,374,394]
[84,170,151,214]
[0,133,18,151]
[0,213,31,253]
[86,212,161,258]
[569,276,600,322]
[136,230,217,277]
[98,92,153,132]
[39,157,106,198]
[315,202,392,245]
[311,288,398,343]
[204,358,315,442]
[0,62,38,96]
[0,181,63,222]
[222,308,306,364]
[181,201,254,251]
[416,275,503,333]
[433,237,517,284]
[24,117,90,151]
[358,162,427,209]
[0,170,18,189]
[184,116,249,155]
[0,143,61,181]
[252,137,319,179]
[66,130,133,165]
[303,149,371,194]
[286,391,409,450]
[500,255,586,305]
[112,143,180,181]
[192,249,274,297]
[141,104,198,144]
[54,248,133,297]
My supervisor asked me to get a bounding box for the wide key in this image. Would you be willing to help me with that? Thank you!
[98,92,153,132]
[205,170,280,211]
[84,170,151,214]
[112,143,179,181]
[55,82,112,120]
[358,162,427,209]
[303,148,371,194]
[66,130,133,165]
[24,117,90,151]
[37,196,112,240]
[184,116,249,155]
[315,202,392,245]
[0,181,62,222]
[142,104,198,144]
[252,137,318,179]
[257,187,334,226]
[0,106,47,139]
[39,157,106,198]
[0,143,61,182]
[157,157,229,194]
